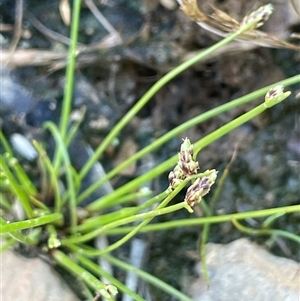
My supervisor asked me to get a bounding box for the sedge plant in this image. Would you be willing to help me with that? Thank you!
[1,2,300,300]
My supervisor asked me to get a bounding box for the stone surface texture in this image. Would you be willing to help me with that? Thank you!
[1,250,80,301]
[187,238,299,301]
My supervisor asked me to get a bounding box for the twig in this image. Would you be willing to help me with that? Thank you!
[85,0,122,44]
[25,11,85,48]
[6,0,24,65]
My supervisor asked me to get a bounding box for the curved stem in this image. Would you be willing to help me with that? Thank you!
[0,213,63,233]
[103,204,300,235]
[59,0,82,139]
[78,17,269,181]
[52,249,117,300]
[103,254,194,301]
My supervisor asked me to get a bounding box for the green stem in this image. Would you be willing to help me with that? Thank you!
[231,219,300,243]
[78,16,269,181]
[0,217,40,245]
[0,213,63,233]
[81,188,151,209]
[76,254,146,301]
[194,103,265,155]
[0,156,34,218]
[56,74,300,205]
[62,202,187,246]
[63,181,191,246]
[5,154,37,196]
[198,200,212,285]
[79,191,166,233]
[103,204,300,235]
[43,122,77,232]
[33,140,63,213]
[74,207,143,233]
[199,158,233,284]
[52,249,117,300]
[81,75,299,205]
[59,0,82,140]
[92,204,187,256]
[86,92,286,213]
[262,212,286,228]
[8,228,41,245]
[103,254,194,301]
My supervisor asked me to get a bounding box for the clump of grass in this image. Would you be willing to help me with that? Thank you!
[1,3,299,300]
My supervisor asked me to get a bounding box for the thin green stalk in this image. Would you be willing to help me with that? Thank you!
[262,212,286,228]
[199,157,233,284]
[47,224,61,249]
[75,191,167,233]
[29,196,50,212]
[53,0,82,176]
[59,0,82,140]
[199,222,210,285]
[0,213,63,233]
[62,181,192,246]
[210,155,234,210]
[8,228,41,245]
[67,203,192,256]
[194,103,267,155]
[270,230,300,244]
[76,254,146,301]
[33,140,63,213]
[103,204,300,235]
[0,130,13,155]
[65,106,86,147]
[62,202,188,246]
[78,74,300,204]
[76,191,166,232]
[0,217,40,245]
[198,199,212,285]
[0,155,34,218]
[199,199,212,216]
[74,207,143,233]
[5,153,37,196]
[103,254,194,301]
[52,249,117,300]
[80,188,152,209]
[86,94,287,213]
[231,219,300,243]
[79,16,269,181]
[43,122,77,232]
[91,204,187,256]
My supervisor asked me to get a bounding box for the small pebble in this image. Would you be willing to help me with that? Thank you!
[10,133,37,161]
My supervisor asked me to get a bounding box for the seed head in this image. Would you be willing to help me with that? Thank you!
[168,165,186,190]
[184,169,218,207]
[241,4,273,30]
[177,138,199,176]
[264,85,291,108]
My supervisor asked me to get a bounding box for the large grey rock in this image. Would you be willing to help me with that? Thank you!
[1,250,80,301]
[187,238,299,301]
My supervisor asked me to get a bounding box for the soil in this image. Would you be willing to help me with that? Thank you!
[1,0,299,300]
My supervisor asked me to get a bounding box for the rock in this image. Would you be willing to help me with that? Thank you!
[1,250,80,301]
[186,238,299,301]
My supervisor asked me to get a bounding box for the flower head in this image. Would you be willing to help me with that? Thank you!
[168,165,186,189]
[241,4,273,30]
[177,138,199,176]
[264,85,291,108]
[184,169,218,207]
